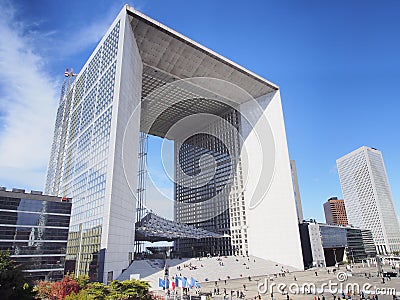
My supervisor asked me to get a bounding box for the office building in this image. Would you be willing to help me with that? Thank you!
[345,227,376,263]
[345,227,366,263]
[337,146,400,254]
[0,188,71,281]
[46,5,303,282]
[361,229,377,257]
[290,160,304,223]
[323,197,348,226]
[299,221,347,268]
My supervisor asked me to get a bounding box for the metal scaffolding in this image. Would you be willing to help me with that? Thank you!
[135,132,148,254]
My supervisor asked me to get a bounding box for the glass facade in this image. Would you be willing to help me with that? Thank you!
[46,21,120,281]
[0,190,71,281]
[174,108,247,257]
[320,225,347,249]
[346,227,367,263]
[361,229,377,257]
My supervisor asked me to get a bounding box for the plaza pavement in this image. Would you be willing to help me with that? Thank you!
[197,264,399,300]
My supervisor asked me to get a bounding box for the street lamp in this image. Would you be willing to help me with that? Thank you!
[255,278,260,296]
[350,249,355,265]
[333,248,338,268]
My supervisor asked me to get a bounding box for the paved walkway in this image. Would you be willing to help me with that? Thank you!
[197,264,399,300]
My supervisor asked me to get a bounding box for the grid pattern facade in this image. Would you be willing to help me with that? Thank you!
[361,229,377,257]
[323,198,348,226]
[45,21,120,281]
[337,146,400,254]
[346,228,367,263]
[174,109,247,257]
[0,190,71,281]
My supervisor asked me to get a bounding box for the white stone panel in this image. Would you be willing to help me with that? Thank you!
[240,91,304,270]
[101,9,143,282]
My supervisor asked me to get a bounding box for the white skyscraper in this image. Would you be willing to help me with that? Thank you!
[337,146,400,254]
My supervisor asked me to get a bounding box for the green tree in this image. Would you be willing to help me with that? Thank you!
[67,273,91,289]
[0,250,35,300]
[35,276,154,300]
[85,282,109,300]
[76,274,90,289]
[65,289,91,300]
[107,279,152,300]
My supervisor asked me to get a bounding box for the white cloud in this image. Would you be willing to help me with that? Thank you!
[145,179,174,220]
[53,2,128,57]
[0,3,59,190]
[0,0,149,192]
[56,16,116,56]
[63,1,148,56]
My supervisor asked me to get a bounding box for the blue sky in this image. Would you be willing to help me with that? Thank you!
[0,0,399,222]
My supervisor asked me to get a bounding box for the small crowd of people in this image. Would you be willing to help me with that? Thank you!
[210,287,246,299]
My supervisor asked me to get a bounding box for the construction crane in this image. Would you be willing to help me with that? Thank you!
[64,68,78,77]
[60,68,78,102]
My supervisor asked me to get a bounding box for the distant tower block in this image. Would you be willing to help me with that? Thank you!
[323,197,348,226]
[337,146,400,255]
[46,5,304,282]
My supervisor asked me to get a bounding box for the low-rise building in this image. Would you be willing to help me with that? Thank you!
[346,227,377,262]
[300,221,347,268]
[361,229,377,257]
[300,220,377,269]
[0,188,71,281]
[346,227,366,263]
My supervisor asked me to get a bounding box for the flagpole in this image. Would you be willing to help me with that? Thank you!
[164,280,167,300]
[181,284,183,300]
[173,277,176,300]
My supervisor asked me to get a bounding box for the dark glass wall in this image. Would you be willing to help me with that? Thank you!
[0,194,71,281]
[174,108,243,257]
[346,228,367,262]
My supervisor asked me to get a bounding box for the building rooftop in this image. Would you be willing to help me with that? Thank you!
[126,5,279,97]
[0,188,71,203]
[336,146,380,162]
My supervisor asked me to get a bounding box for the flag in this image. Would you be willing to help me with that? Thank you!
[182,277,189,288]
[190,277,196,288]
[175,276,181,287]
[64,69,70,77]
[192,278,201,289]
[189,277,201,288]
[158,278,165,288]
